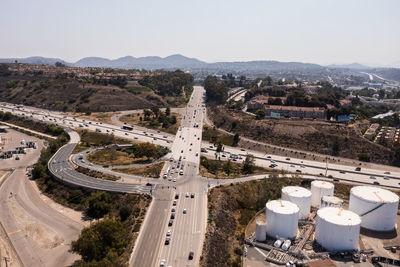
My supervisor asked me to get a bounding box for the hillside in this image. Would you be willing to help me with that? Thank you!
[208,106,394,165]
[0,65,193,112]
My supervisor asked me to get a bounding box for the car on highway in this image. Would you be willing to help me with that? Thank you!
[191,193,195,198]
[240,148,245,151]
[339,170,346,174]
[290,165,295,168]
[175,193,179,199]
[188,251,194,260]
[173,200,177,206]
[183,208,187,214]
[160,259,166,267]
[384,171,391,175]
[383,176,389,180]
[173,177,176,182]
[168,220,173,226]
[286,158,290,160]
[195,152,199,156]
[171,207,176,212]
[355,167,361,171]
[373,181,380,185]
[185,192,189,198]
[15,155,20,160]
[165,237,170,245]
[369,176,376,179]
[167,229,171,236]
[296,169,302,173]
[269,164,276,168]
[168,176,172,181]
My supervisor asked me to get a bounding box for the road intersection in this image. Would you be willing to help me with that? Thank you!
[2,86,400,266]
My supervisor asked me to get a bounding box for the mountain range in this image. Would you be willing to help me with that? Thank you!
[0,54,379,71]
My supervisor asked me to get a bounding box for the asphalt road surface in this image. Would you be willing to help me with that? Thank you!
[0,130,83,267]
[130,86,208,267]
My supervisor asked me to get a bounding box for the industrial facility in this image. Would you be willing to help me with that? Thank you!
[246,182,400,266]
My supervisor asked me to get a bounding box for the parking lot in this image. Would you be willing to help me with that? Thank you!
[0,128,45,170]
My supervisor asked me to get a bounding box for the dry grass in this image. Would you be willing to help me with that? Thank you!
[73,112,119,125]
[112,162,165,178]
[120,112,181,135]
[88,149,137,166]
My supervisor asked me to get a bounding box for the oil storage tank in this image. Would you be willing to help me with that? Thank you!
[321,195,343,208]
[315,207,361,251]
[265,200,299,239]
[311,181,334,207]
[255,220,267,242]
[281,186,311,220]
[349,186,399,231]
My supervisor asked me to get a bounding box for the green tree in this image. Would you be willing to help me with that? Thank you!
[232,133,240,146]
[255,109,266,120]
[223,160,233,175]
[204,75,228,104]
[242,155,255,174]
[71,218,128,262]
[143,109,152,121]
[86,191,111,219]
[32,163,45,179]
[358,153,371,162]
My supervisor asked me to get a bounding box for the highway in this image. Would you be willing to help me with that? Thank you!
[130,86,208,267]
[48,129,152,193]
[3,86,400,267]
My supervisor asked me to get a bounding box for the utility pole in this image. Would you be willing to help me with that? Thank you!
[3,257,9,267]
[325,157,329,177]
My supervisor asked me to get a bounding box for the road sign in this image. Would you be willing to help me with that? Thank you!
[270,111,280,119]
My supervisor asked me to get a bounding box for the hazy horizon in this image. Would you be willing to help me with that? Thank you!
[1,0,399,67]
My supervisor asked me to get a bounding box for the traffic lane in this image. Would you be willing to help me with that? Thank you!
[0,169,82,267]
[218,145,400,179]
[131,197,172,267]
[202,148,400,183]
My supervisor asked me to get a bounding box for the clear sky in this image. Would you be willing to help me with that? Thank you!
[0,0,399,66]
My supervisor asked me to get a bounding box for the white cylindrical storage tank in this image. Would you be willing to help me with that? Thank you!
[255,220,267,242]
[321,195,343,208]
[282,239,291,251]
[281,186,311,220]
[316,207,361,251]
[274,239,283,248]
[265,200,299,239]
[349,186,399,231]
[311,181,334,207]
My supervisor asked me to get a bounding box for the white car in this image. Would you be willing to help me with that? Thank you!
[185,192,189,198]
[168,176,172,181]
[183,208,187,214]
[167,230,171,236]
[160,259,166,267]
[173,177,176,182]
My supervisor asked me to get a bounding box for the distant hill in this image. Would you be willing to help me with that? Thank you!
[0,54,324,71]
[75,54,207,69]
[0,56,69,66]
[326,63,373,70]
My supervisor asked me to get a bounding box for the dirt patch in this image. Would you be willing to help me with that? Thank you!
[73,112,119,125]
[11,199,64,249]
